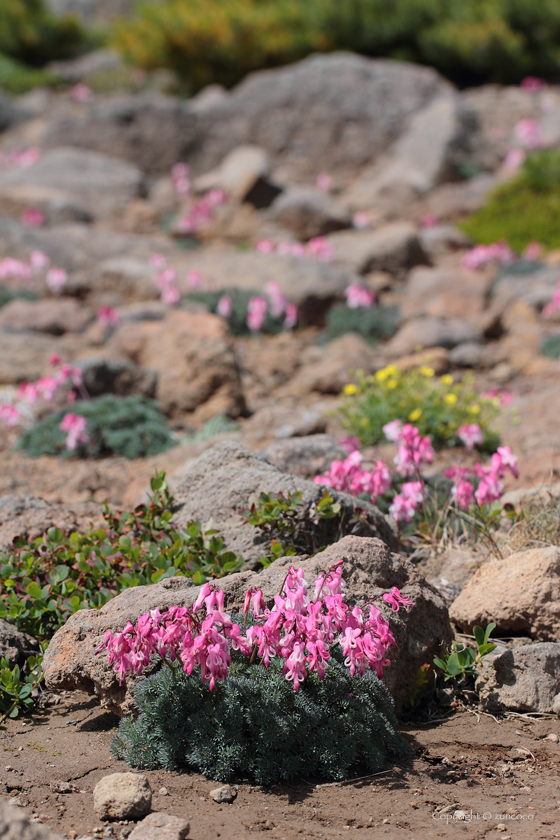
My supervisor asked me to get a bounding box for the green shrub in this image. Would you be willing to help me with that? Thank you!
[540,333,560,359]
[0,474,244,644]
[338,364,500,449]
[321,303,400,345]
[113,0,560,92]
[461,148,560,252]
[17,395,176,460]
[0,52,58,94]
[0,0,87,68]
[0,284,38,309]
[111,646,407,784]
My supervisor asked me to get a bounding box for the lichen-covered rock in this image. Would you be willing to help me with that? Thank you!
[43,534,452,716]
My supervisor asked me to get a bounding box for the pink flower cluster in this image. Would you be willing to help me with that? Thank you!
[393,423,434,476]
[177,189,227,234]
[254,237,334,262]
[21,208,45,228]
[0,147,40,172]
[172,163,190,197]
[445,446,518,509]
[97,306,120,329]
[0,250,66,293]
[0,356,84,430]
[345,283,376,308]
[514,118,546,150]
[457,423,483,450]
[96,561,414,692]
[70,83,94,103]
[389,481,424,524]
[521,77,547,92]
[462,241,515,271]
[314,450,391,505]
[244,285,298,332]
[60,412,88,451]
[150,255,180,306]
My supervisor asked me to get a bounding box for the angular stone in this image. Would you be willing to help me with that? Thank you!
[128,812,190,840]
[0,148,143,220]
[269,188,351,240]
[93,773,152,821]
[0,798,63,840]
[194,145,281,208]
[401,266,489,321]
[386,316,480,357]
[210,785,236,804]
[476,643,560,714]
[326,222,427,278]
[77,357,157,399]
[450,547,560,641]
[263,435,346,481]
[43,531,452,717]
[0,298,94,335]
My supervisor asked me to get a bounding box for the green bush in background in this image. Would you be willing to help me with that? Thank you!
[321,303,400,346]
[113,0,560,92]
[461,148,560,252]
[0,0,86,67]
[17,395,176,460]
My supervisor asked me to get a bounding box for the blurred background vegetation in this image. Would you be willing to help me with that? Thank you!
[4,0,560,95]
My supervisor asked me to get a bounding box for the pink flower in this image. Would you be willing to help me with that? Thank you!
[70,83,94,103]
[97,306,120,328]
[277,241,306,258]
[21,208,44,227]
[345,283,375,308]
[283,303,298,331]
[217,295,232,318]
[451,478,475,510]
[389,481,424,523]
[60,413,88,451]
[457,423,483,451]
[247,296,268,332]
[49,354,62,367]
[504,148,526,171]
[353,211,371,229]
[514,118,544,150]
[161,285,180,306]
[30,250,50,272]
[0,258,32,281]
[266,281,289,318]
[420,214,438,228]
[46,268,67,293]
[306,237,334,262]
[394,424,433,476]
[254,239,276,254]
[0,404,20,428]
[521,76,547,92]
[316,173,332,193]
[187,270,203,290]
[382,587,415,612]
[339,436,361,454]
[155,266,177,289]
[462,241,515,271]
[524,241,541,261]
[382,419,403,442]
[149,253,167,269]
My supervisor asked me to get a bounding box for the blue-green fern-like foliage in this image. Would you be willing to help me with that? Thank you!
[17,395,176,460]
[111,643,407,784]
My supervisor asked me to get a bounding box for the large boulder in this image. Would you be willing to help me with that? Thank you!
[450,547,560,641]
[476,643,560,715]
[170,442,394,563]
[43,92,198,177]
[103,310,246,420]
[344,92,476,212]
[191,53,454,183]
[42,534,452,716]
[0,148,143,220]
[262,434,346,480]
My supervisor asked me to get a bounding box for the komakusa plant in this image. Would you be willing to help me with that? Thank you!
[104,560,413,782]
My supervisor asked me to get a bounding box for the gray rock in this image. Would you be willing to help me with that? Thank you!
[171,442,394,564]
[269,188,350,240]
[78,357,157,399]
[0,148,143,220]
[128,813,190,840]
[194,145,281,208]
[192,53,453,183]
[173,249,359,325]
[93,773,152,821]
[386,316,480,357]
[242,406,327,448]
[210,785,237,804]
[0,494,103,550]
[424,173,500,221]
[0,298,94,335]
[326,222,428,278]
[0,619,39,667]
[43,92,197,178]
[491,265,560,315]
[42,534,452,716]
[263,434,346,480]
[0,330,61,384]
[0,798,63,840]
[0,184,92,225]
[476,643,560,714]
[400,266,488,322]
[344,93,476,211]
[448,342,487,368]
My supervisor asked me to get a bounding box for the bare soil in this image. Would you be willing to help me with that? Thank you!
[1,694,559,840]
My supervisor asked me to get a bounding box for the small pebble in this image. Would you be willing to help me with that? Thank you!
[5,766,13,772]
[545,733,559,742]
[210,784,237,804]
[159,787,169,796]
[120,828,132,840]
